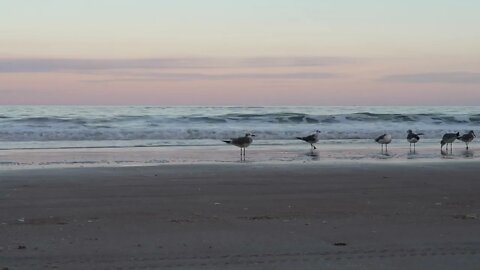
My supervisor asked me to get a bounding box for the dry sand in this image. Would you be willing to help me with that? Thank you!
[1,162,479,269]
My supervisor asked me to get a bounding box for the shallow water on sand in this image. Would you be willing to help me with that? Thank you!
[0,139,477,170]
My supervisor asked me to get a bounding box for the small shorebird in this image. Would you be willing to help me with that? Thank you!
[223,133,255,159]
[407,130,423,150]
[457,130,475,150]
[440,132,459,151]
[375,133,392,151]
[296,130,321,150]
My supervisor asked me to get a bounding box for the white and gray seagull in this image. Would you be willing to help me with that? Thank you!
[296,130,321,150]
[407,130,423,150]
[375,133,392,151]
[457,130,475,150]
[223,133,255,158]
[440,132,459,151]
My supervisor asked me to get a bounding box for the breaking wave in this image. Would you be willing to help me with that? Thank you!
[1,107,479,144]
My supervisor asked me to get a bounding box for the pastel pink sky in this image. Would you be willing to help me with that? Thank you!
[1,1,479,105]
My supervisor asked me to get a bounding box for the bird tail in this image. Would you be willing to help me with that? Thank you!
[223,140,231,144]
[417,133,424,136]
[296,137,304,140]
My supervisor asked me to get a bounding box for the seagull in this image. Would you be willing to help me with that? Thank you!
[296,130,321,150]
[407,130,423,150]
[440,132,459,151]
[223,133,255,158]
[375,133,392,151]
[457,130,475,150]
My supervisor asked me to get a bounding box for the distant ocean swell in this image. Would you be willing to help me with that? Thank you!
[1,111,479,142]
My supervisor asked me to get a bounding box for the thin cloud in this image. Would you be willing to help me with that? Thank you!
[0,57,360,73]
[381,72,480,84]
[82,72,338,83]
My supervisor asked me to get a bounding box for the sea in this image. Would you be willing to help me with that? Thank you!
[0,106,479,169]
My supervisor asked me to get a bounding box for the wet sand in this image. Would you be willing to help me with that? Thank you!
[1,163,479,269]
[0,140,478,170]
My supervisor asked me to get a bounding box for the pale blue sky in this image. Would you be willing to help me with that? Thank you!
[2,0,479,57]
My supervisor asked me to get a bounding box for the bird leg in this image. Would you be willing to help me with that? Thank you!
[240,148,246,161]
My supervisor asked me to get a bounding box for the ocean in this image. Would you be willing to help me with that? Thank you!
[0,106,478,169]
[0,106,479,149]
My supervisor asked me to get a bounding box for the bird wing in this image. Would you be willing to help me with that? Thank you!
[303,134,317,141]
[458,134,472,141]
[231,136,252,146]
[375,134,385,142]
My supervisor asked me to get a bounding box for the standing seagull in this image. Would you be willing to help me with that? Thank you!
[223,133,255,159]
[296,130,321,150]
[440,132,459,151]
[375,133,392,151]
[457,130,475,150]
[407,130,423,151]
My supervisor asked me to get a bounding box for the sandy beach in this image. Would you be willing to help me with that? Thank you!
[3,0,480,267]
[1,162,479,269]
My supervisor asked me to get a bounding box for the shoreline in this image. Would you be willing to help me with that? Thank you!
[0,141,478,170]
[2,157,480,174]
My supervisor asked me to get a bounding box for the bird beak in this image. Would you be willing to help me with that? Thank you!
[251,134,256,137]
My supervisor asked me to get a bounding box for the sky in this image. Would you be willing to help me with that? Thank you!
[1,0,479,105]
